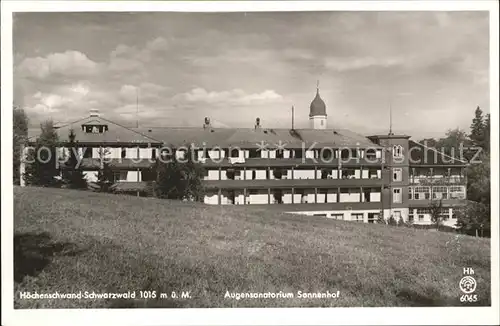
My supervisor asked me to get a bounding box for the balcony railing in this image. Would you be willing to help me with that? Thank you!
[410,176,465,185]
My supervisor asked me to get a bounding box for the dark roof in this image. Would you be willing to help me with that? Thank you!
[408,140,468,166]
[28,116,162,145]
[309,88,327,117]
[134,127,378,148]
[367,134,411,140]
[27,115,381,149]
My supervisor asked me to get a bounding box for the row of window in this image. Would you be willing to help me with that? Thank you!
[206,168,382,181]
[314,212,381,222]
[193,148,381,160]
[408,208,453,222]
[408,186,466,200]
[74,147,384,161]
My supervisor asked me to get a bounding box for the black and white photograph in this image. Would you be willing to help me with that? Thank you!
[1,1,499,325]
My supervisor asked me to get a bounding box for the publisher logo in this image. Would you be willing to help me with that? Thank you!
[459,276,477,294]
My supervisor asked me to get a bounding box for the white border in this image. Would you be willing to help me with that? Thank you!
[1,1,499,325]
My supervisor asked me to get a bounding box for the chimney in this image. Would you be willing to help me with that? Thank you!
[89,108,100,118]
[203,117,211,129]
[255,117,261,129]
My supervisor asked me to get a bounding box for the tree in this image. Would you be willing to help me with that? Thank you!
[467,151,490,205]
[457,108,491,236]
[397,216,405,227]
[455,201,490,237]
[429,199,444,230]
[387,215,398,226]
[439,128,470,158]
[13,107,29,185]
[484,113,490,153]
[96,148,113,192]
[62,129,87,189]
[155,147,205,201]
[419,137,438,148]
[419,128,471,159]
[23,120,61,187]
[469,106,485,149]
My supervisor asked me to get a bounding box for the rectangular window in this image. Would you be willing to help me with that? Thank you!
[113,171,127,182]
[449,186,466,199]
[368,169,380,179]
[441,208,450,221]
[393,168,403,182]
[341,168,356,179]
[367,213,379,223]
[408,187,413,200]
[414,186,430,200]
[393,145,403,158]
[417,208,431,215]
[330,214,344,220]
[393,188,402,203]
[248,149,259,158]
[351,213,364,222]
[432,186,448,200]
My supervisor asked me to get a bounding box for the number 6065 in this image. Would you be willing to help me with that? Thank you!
[460,294,478,302]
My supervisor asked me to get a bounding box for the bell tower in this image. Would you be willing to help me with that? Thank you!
[309,81,327,129]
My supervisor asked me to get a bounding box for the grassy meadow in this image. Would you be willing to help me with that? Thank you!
[13,186,491,308]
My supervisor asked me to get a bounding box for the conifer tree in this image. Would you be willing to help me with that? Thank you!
[13,107,28,185]
[62,129,87,189]
[155,146,205,201]
[23,120,60,187]
[96,148,113,192]
[469,106,485,149]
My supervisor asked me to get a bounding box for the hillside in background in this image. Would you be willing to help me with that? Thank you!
[13,187,491,308]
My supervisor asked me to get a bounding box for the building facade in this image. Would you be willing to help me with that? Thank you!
[22,88,467,227]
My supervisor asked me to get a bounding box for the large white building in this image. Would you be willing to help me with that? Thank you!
[22,87,468,228]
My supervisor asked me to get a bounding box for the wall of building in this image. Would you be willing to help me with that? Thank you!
[409,207,458,228]
[288,209,382,223]
[309,115,327,129]
[247,189,269,204]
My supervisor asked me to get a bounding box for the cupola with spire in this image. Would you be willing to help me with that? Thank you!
[309,81,327,129]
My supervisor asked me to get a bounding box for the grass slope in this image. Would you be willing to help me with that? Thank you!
[13,187,491,308]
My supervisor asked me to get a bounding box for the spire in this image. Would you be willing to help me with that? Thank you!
[309,80,326,118]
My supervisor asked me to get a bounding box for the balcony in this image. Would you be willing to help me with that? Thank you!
[410,176,466,185]
[202,178,384,190]
[202,157,383,168]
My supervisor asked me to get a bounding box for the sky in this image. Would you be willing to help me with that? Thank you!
[13,11,489,138]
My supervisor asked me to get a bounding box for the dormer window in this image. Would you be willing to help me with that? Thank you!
[82,124,109,134]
